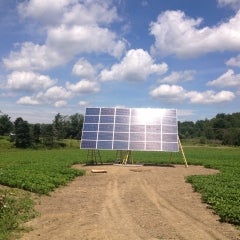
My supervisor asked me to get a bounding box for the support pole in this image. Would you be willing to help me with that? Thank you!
[117,150,133,165]
[123,150,133,165]
[178,136,188,168]
[87,149,102,164]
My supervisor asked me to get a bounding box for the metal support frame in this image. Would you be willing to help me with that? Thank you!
[178,136,188,168]
[87,149,102,164]
[116,150,133,165]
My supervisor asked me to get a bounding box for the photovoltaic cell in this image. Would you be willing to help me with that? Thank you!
[99,124,114,131]
[101,107,115,115]
[100,115,114,123]
[130,125,145,132]
[114,132,129,141]
[115,124,129,132]
[80,107,179,152]
[83,124,98,131]
[113,141,128,150]
[116,108,130,115]
[85,107,100,115]
[115,116,129,124]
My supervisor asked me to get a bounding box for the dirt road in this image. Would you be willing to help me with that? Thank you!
[21,165,240,240]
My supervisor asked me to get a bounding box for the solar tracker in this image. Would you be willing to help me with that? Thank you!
[80,107,179,152]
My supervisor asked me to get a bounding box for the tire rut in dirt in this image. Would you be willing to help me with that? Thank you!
[98,179,156,240]
[140,178,231,240]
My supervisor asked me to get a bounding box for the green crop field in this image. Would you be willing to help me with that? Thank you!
[0,146,240,239]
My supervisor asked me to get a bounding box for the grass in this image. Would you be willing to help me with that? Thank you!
[0,144,240,239]
[0,149,85,195]
[0,187,37,240]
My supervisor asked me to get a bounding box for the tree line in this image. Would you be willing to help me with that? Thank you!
[0,113,84,148]
[0,111,240,148]
[178,112,240,146]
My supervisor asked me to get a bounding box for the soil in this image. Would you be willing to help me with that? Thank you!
[21,165,240,240]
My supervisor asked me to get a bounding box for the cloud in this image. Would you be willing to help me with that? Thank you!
[40,86,72,102]
[17,96,40,105]
[186,90,235,104]
[3,42,65,71]
[18,0,118,26]
[54,100,67,107]
[150,10,240,58]
[149,84,235,104]
[100,49,168,81]
[177,109,195,117]
[78,100,89,107]
[150,84,186,102]
[18,86,72,106]
[47,24,125,59]
[6,71,56,91]
[62,1,119,26]
[72,59,96,78]
[4,0,126,72]
[16,85,73,106]
[207,69,240,88]
[14,77,100,106]
[66,79,100,93]
[159,70,195,84]
[226,54,240,67]
[217,0,240,10]
[18,0,77,25]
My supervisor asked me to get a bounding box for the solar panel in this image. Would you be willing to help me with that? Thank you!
[80,107,179,152]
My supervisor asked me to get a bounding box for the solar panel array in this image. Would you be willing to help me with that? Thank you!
[80,107,179,152]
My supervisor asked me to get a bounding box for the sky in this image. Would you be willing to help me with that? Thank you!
[1,0,240,123]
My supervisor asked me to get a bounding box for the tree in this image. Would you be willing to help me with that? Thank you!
[41,124,54,147]
[178,121,195,138]
[0,114,13,135]
[14,117,31,148]
[53,113,67,140]
[67,113,84,139]
[31,123,41,144]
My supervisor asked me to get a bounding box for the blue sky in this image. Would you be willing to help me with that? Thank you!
[1,0,240,123]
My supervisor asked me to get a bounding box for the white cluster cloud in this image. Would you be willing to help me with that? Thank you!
[6,71,56,91]
[66,79,100,93]
[3,43,65,72]
[150,84,186,102]
[40,86,72,102]
[78,100,89,107]
[3,0,126,108]
[19,0,118,26]
[4,0,126,72]
[207,69,240,88]
[159,70,195,84]
[19,86,72,106]
[46,24,125,59]
[187,90,235,104]
[150,10,240,58]
[226,54,240,67]
[150,84,235,104]
[15,79,100,106]
[72,59,96,78]
[100,49,168,81]
[217,0,240,10]
[17,96,40,105]
[18,0,76,25]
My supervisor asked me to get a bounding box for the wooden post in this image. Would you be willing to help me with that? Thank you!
[178,136,188,168]
[122,150,133,165]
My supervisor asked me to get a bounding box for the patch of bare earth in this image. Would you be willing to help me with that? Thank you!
[21,165,240,240]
